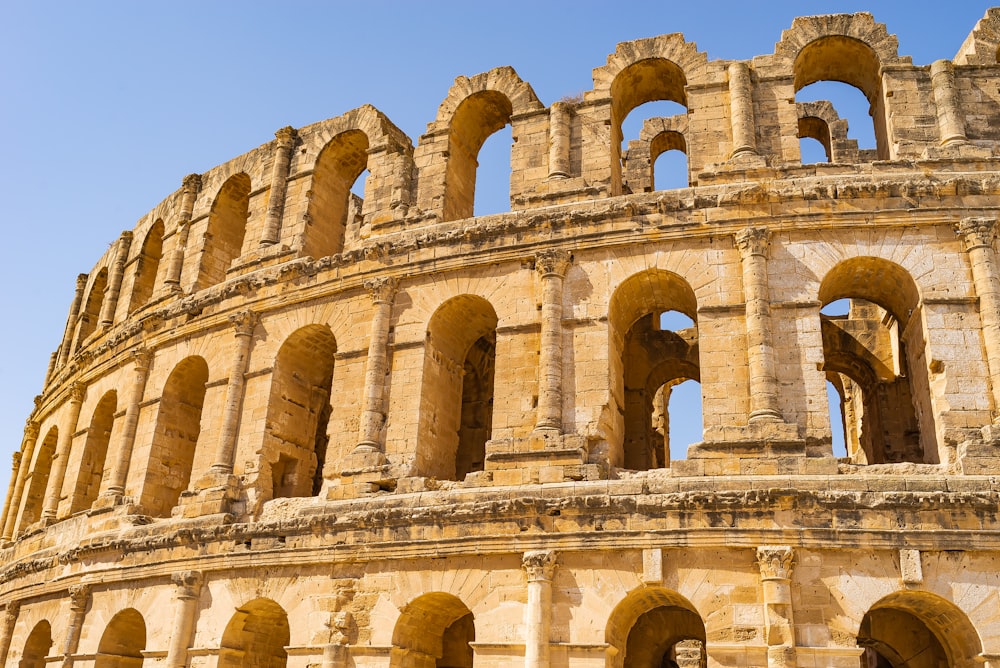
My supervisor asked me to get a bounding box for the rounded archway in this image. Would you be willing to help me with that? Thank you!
[95,608,146,668]
[817,258,934,465]
[219,598,290,668]
[606,586,706,668]
[418,295,498,481]
[19,620,52,668]
[857,590,983,668]
[390,592,475,668]
[608,270,701,469]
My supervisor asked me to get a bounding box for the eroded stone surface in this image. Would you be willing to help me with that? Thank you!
[3,11,1000,668]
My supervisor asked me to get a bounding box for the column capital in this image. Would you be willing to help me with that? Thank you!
[182,173,202,193]
[131,347,153,372]
[75,273,89,291]
[956,217,998,252]
[3,601,20,625]
[69,382,86,404]
[68,584,91,611]
[523,550,557,581]
[11,452,21,469]
[325,611,353,645]
[735,226,771,259]
[363,276,399,305]
[535,249,571,278]
[171,570,204,599]
[229,310,260,338]
[756,545,794,580]
[24,419,39,441]
[274,126,298,148]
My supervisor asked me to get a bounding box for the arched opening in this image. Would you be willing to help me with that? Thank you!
[611,59,688,194]
[304,130,370,258]
[95,608,146,668]
[15,426,58,533]
[128,220,164,312]
[798,122,831,163]
[263,325,337,500]
[858,591,983,668]
[69,390,117,513]
[473,123,513,216]
[75,268,109,351]
[219,598,289,668]
[443,90,514,221]
[197,173,251,290]
[390,592,475,668]
[19,621,52,668]
[418,295,498,481]
[607,587,707,668]
[609,271,701,470]
[818,259,934,465]
[650,130,688,191]
[140,356,208,517]
[793,37,887,160]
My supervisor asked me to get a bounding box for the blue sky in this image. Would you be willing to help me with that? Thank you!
[0,1,993,492]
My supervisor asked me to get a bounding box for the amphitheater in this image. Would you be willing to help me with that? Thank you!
[7,10,1000,668]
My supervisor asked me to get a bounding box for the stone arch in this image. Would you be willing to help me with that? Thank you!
[219,597,290,668]
[775,14,909,161]
[390,592,475,668]
[15,426,58,533]
[262,324,337,501]
[624,115,689,193]
[75,267,109,352]
[19,620,52,668]
[69,389,117,513]
[417,295,498,481]
[858,590,983,668]
[817,258,935,464]
[95,608,146,668]
[139,356,209,517]
[128,219,164,313]
[605,586,706,668]
[303,129,369,258]
[428,67,543,222]
[954,8,1000,66]
[590,34,707,195]
[608,269,701,469]
[300,104,414,251]
[196,172,251,290]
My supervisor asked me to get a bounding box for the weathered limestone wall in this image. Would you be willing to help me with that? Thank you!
[5,10,1000,668]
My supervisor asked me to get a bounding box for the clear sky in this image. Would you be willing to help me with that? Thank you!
[0,1,993,494]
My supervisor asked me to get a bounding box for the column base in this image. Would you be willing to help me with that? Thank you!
[484,433,604,485]
[673,422,837,476]
[172,472,243,519]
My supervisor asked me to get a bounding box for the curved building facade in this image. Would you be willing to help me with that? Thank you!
[3,11,1000,668]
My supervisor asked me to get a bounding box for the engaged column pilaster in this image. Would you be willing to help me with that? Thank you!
[523,550,557,668]
[164,570,204,668]
[757,546,796,668]
[534,250,571,434]
[355,277,399,460]
[41,383,86,522]
[260,126,297,246]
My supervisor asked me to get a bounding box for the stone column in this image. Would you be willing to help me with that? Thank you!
[211,310,259,474]
[735,227,782,423]
[41,383,86,523]
[930,59,968,146]
[523,550,557,668]
[757,546,796,668]
[0,601,20,666]
[99,231,134,328]
[956,217,1000,420]
[103,349,152,499]
[164,571,203,668]
[60,585,91,668]
[164,174,202,290]
[3,421,39,539]
[548,102,571,179]
[260,126,297,246]
[356,277,399,453]
[728,62,758,159]
[0,452,22,538]
[534,250,571,433]
[56,274,89,367]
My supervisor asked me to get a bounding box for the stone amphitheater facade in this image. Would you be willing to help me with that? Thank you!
[6,10,1000,668]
